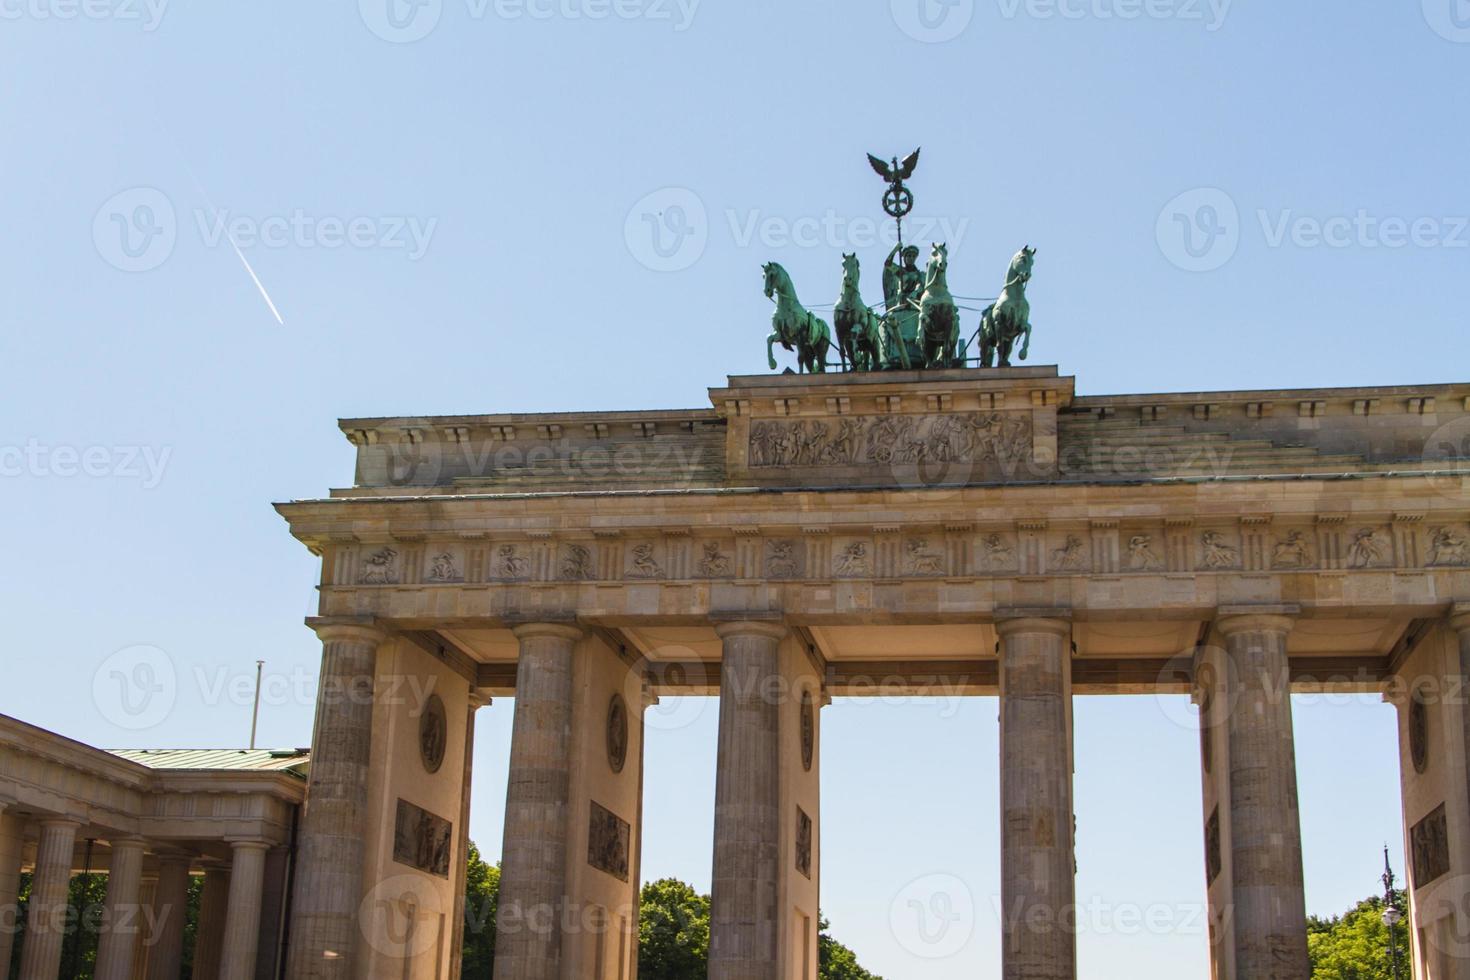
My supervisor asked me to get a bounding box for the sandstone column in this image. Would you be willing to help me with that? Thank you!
[493,622,582,980]
[1217,608,1309,980]
[1452,604,1470,818]
[145,855,191,980]
[450,692,490,980]
[709,620,787,980]
[286,621,386,978]
[129,873,157,980]
[219,839,270,980]
[17,817,79,980]
[0,804,24,976]
[94,838,147,980]
[193,862,231,979]
[997,615,1076,980]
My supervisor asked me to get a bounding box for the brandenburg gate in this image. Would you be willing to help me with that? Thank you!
[274,365,1470,979]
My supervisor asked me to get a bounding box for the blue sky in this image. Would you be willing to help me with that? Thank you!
[2,0,1464,975]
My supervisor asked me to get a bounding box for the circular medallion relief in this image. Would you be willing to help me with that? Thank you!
[607,694,629,774]
[418,694,447,775]
[1410,687,1430,775]
[800,691,815,772]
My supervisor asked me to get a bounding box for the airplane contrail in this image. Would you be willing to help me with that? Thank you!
[225,233,285,325]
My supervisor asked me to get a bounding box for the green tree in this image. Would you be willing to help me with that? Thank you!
[456,842,881,980]
[818,913,883,980]
[461,843,500,979]
[1308,890,1409,980]
[8,867,112,980]
[638,877,710,980]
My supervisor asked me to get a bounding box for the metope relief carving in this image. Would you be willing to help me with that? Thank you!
[1127,534,1164,571]
[834,541,871,577]
[360,547,400,584]
[748,413,1032,471]
[697,541,732,577]
[426,551,461,583]
[496,544,530,580]
[561,544,595,580]
[1050,535,1088,572]
[627,543,664,579]
[1429,527,1469,567]
[1271,530,1313,569]
[981,533,1016,571]
[1349,528,1388,569]
[1200,532,1240,570]
[393,799,452,878]
[767,540,800,579]
[905,538,945,575]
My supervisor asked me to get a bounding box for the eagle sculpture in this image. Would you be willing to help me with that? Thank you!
[867,148,921,183]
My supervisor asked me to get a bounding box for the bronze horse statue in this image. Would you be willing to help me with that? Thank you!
[918,243,961,369]
[763,261,831,374]
[833,253,884,372]
[979,246,1036,368]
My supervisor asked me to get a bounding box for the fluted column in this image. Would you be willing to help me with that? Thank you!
[708,620,787,980]
[193,862,231,980]
[286,621,386,978]
[450,692,490,980]
[1217,608,1308,980]
[0,804,24,976]
[128,873,157,980]
[145,855,191,980]
[998,615,1076,980]
[493,622,583,980]
[17,817,79,980]
[215,839,269,980]
[1452,604,1470,819]
[94,838,147,980]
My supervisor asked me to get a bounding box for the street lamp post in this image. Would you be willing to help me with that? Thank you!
[1381,845,1403,980]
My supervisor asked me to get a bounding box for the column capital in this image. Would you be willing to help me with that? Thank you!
[713,619,788,642]
[1449,602,1470,634]
[223,837,273,853]
[995,609,1072,639]
[108,836,149,851]
[37,816,82,832]
[307,617,388,646]
[1216,604,1299,637]
[510,621,585,643]
[469,690,493,710]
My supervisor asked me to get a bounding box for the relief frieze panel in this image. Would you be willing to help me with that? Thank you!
[331,521,1470,586]
[748,412,1033,472]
